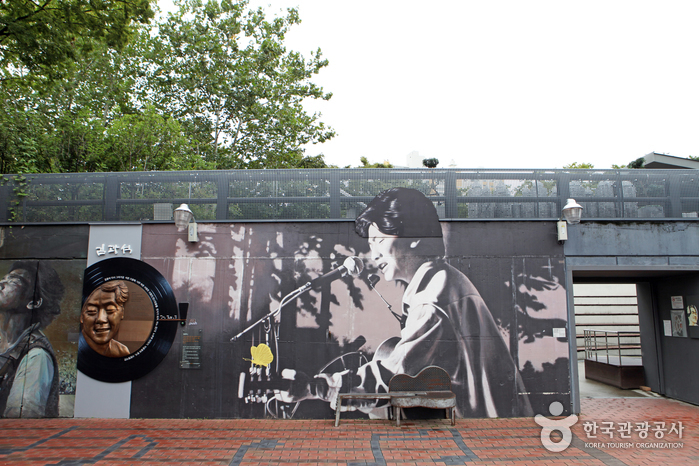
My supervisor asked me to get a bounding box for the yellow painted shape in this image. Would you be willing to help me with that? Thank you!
[243,343,274,367]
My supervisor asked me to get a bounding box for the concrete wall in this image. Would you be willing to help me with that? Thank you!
[129,221,569,419]
[3,218,699,420]
[565,222,699,266]
[565,221,699,410]
[0,219,572,419]
[649,274,699,405]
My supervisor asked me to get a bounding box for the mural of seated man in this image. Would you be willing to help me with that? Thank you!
[281,187,533,418]
[80,281,130,358]
[0,261,64,418]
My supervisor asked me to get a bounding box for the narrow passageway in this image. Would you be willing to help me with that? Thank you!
[574,283,652,400]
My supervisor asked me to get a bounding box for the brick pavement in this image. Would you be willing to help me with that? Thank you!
[0,397,696,465]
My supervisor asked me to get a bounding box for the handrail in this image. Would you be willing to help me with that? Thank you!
[583,329,642,365]
[2,167,699,223]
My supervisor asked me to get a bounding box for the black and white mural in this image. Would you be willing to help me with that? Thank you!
[134,188,570,419]
[0,224,88,419]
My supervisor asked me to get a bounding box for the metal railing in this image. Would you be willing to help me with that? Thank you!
[2,167,699,223]
[583,329,642,366]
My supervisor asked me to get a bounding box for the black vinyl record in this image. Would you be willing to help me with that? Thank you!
[78,257,179,383]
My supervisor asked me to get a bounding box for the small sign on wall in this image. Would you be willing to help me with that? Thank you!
[87,224,142,266]
[180,329,202,369]
[671,310,687,337]
[95,243,133,257]
[671,296,684,309]
[684,295,699,339]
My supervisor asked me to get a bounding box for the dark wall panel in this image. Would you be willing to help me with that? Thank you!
[653,274,699,405]
[637,282,662,393]
[0,225,89,259]
[133,219,569,419]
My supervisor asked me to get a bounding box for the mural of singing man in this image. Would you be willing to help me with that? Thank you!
[80,281,130,358]
[0,261,64,417]
[286,187,533,418]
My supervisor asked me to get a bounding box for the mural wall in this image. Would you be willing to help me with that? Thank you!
[0,189,571,419]
[0,225,88,418]
[132,188,570,419]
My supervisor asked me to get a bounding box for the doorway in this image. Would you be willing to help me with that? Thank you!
[570,270,699,408]
[572,281,657,400]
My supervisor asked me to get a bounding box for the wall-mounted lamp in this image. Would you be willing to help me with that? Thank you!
[557,198,583,243]
[174,203,198,242]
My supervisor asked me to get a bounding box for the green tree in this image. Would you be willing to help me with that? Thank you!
[422,158,439,168]
[562,162,594,169]
[295,154,328,168]
[134,0,334,170]
[0,73,43,173]
[105,106,205,171]
[1,0,334,176]
[613,157,645,169]
[0,0,154,76]
[0,39,199,174]
[628,157,645,168]
[1,41,134,174]
[358,156,392,168]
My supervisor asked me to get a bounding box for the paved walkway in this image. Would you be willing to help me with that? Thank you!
[0,398,696,465]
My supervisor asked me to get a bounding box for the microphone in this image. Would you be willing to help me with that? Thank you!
[230,257,364,342]
[308,256,364,290]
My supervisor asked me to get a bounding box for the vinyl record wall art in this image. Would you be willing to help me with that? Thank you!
[78,258,179,382]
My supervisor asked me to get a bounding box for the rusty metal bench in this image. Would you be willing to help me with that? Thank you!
[388,366,456,426]
[334,391,428,426]
[334,392,391,427]
[333,366,456,426]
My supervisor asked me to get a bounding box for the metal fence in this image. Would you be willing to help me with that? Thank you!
[1,168,698,223]
[584,329,642,366]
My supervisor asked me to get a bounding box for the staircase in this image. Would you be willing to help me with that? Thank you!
[573,283,640,360]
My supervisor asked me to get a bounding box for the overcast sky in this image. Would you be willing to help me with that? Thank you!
[160,1,699,169]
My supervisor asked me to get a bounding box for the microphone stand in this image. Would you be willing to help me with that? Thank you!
[231,282,312,376]
[231,260,360,418]
[231,257,360,376]
[231,257,359,342]
[230,281,311,342]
